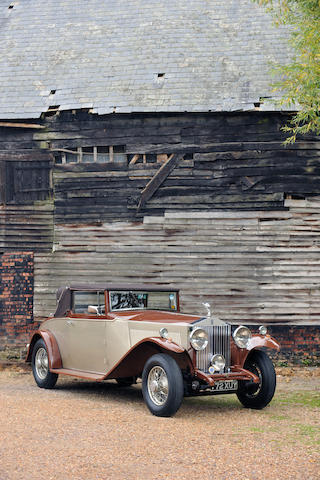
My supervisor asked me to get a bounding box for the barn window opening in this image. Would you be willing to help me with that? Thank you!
[285,193,306,200]
[82,146,94,163]
[53,146,127,164]
[129,153,192,165]
[96,146,110,163]
[129,153,178,165]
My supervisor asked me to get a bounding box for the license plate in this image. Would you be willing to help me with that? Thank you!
[211,380,238,392]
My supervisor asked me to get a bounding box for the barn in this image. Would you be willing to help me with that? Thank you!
[0,0,319,362]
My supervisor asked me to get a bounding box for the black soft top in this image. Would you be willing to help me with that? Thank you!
[54,284,179,317]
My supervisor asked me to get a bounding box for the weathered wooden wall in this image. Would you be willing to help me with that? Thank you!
[1,112,320,329]
[0,204,53,252]
[34,112,320,222]
[0,149,53,252]
[33,198,320,324]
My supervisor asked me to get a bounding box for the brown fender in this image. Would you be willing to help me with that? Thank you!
[232,334,280,367]
[103,337,194,380]
[248,334,280,352]
[25,330,62,369]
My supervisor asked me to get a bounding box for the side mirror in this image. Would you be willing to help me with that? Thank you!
[88,305,99,315]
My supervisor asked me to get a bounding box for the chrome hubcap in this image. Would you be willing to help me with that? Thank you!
[147,366,169,406]
[35,347,49,380]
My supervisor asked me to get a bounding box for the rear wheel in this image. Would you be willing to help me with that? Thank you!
[31,339,58,389]
[237,350,276,409]
[142,353,184,417]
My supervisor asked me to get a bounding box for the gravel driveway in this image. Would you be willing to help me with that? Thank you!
[0,366,319,480]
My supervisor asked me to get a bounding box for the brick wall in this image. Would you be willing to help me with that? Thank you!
[0,252,37,347]
[256,325,320,365]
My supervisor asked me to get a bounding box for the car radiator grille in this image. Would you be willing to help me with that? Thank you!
[196,324,231,373]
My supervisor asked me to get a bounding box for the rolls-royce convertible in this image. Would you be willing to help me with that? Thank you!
[26,284,280,416]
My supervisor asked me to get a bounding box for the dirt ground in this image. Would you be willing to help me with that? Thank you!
[0,365,319,480]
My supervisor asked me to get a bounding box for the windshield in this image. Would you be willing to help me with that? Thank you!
[109,290,178,312]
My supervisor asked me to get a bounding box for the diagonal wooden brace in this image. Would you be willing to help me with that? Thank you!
[136,153,184,212]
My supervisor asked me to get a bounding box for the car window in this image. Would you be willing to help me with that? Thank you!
[72,291,105,315]
[109,291,177,311]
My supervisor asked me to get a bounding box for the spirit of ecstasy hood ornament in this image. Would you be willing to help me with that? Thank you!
[202,302,211,318]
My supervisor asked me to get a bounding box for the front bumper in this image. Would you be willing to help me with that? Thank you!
[195,366,260,387]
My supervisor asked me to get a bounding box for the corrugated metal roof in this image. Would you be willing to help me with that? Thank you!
[0,0,291,119]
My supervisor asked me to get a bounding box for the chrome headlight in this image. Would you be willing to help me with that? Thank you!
[210,354,226,372]
[259,325,267,336]
[159,327,169,339]
[189,328,208,351]
[233,325,251,349]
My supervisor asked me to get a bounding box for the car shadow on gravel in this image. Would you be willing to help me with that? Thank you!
[54,378,243,415]
[54,379,144,402]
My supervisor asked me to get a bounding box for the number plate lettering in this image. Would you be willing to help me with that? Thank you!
[211,380,238,392]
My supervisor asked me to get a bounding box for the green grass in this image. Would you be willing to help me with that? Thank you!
[275,391,320,409]
[296,424,320,441]
[250,426,265,433]
[184,390,320,452]
[294,424,320,447]
[269,414,288,421]
[296,424,319,437]
[185,390,320,410]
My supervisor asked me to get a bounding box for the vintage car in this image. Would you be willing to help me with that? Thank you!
[26,284,280,417]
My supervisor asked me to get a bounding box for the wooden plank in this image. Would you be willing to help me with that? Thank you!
[0,202,54,252]
[137,154,183,211]
[0,160,6,205]
[129,154,140,165]
[126,141,320,155]
[0,122,45,129]
[0,151,50,161]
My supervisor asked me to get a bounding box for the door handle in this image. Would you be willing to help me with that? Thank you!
[67,320,74,326]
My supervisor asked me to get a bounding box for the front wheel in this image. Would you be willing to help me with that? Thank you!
[237,350,276,409]
[31,339,58,389]
[142,353,184,417]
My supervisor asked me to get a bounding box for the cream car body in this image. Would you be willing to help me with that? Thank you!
[26,284,280,417]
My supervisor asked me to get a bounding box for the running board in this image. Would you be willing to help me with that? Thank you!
[50,368,105,381]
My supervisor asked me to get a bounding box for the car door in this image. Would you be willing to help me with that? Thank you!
[62,291,108,374]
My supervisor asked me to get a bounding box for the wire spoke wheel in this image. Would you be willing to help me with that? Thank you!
[147,366,169,406]
[35,347,49,380]
[142,353,184,417]
[31,338,58,389]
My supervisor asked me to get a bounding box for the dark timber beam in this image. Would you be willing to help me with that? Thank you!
[137,153,184,212]
[0,122,45,129]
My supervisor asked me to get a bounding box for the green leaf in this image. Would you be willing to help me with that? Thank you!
[253,0,320,142]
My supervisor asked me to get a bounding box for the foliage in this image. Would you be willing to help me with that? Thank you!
[254,0,320,143]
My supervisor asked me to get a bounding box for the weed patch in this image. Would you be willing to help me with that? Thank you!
[275,391,320,408]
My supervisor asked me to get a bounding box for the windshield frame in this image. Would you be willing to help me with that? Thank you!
[108,290,179,313]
